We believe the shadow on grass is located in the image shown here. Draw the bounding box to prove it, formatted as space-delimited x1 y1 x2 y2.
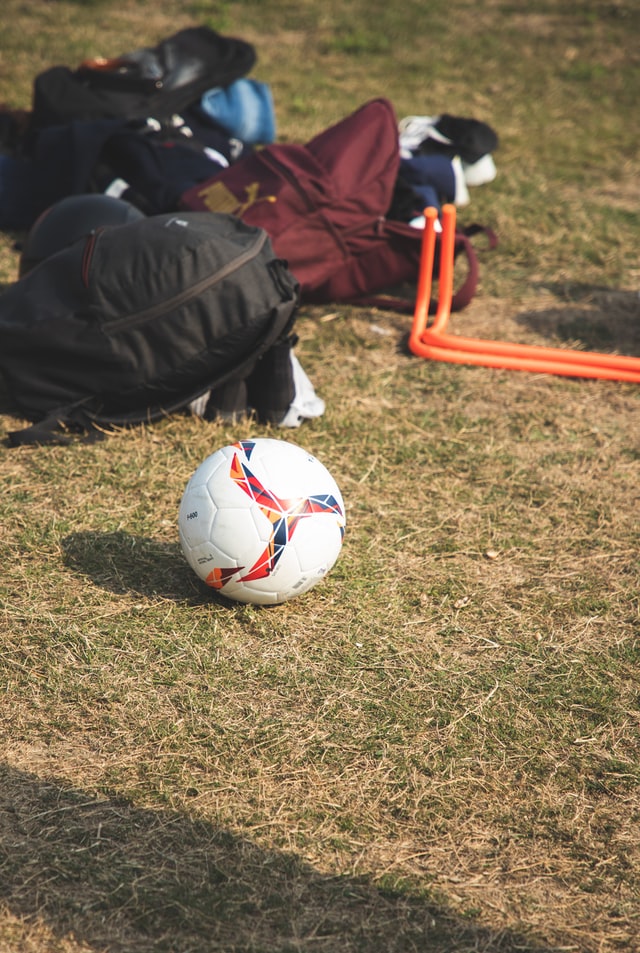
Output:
0 762 554 953
62 530 242 608
517 283 640 354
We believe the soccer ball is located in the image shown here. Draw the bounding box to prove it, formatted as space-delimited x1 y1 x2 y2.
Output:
178 438 346 605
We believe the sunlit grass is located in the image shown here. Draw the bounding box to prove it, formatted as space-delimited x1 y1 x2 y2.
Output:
1 2 639 951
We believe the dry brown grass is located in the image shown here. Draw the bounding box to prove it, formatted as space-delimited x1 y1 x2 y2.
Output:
1 1 640 951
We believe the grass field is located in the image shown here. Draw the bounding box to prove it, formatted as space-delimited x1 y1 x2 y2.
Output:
1 1 639 951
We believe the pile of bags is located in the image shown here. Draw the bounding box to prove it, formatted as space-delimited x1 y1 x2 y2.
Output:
0 26 498 445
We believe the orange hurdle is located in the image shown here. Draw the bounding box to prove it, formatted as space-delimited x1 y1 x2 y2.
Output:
409 204 640 382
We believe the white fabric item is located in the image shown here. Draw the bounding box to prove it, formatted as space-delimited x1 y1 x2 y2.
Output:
104 177 131 198
203 147 230 168
279 353 325 428
398 114 449 158
451 156 470 207
409 214 442 232
188 390 211 417
462 153 497 186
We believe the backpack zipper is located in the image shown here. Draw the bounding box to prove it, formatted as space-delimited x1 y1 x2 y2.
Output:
84 226 270 333
256 150 318 215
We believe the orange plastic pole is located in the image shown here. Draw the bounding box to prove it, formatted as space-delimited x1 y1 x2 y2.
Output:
430 203 456 333
413 340 640 382
409 204 640 382
419 327 640 376
411 206 438 335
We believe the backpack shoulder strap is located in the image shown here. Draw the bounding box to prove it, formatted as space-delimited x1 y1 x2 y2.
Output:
6 400 102 446
356 221 496 314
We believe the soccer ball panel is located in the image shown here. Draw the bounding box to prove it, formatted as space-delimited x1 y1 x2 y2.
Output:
178 483 216 549
289 515 343 573
212 506 271 557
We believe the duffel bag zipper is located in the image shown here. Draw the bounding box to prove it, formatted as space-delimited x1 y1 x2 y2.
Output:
81 226 271 333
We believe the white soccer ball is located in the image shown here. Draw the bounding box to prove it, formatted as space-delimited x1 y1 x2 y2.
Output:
178 438 346 605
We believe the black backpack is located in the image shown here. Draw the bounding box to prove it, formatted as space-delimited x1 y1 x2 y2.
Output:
0 212 299 445
28 26 256 133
